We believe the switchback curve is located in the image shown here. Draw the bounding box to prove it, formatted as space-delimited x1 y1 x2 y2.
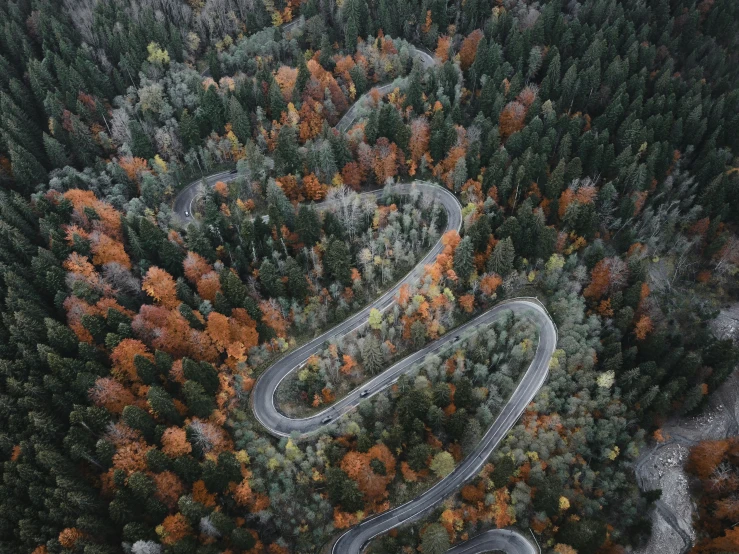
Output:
246 181 557 553
173 42 439 225
172 57 554 554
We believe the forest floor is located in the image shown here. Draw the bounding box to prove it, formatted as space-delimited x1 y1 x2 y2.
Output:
634 303 739 554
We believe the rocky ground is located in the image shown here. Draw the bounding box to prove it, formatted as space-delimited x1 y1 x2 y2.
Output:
633 303 739 554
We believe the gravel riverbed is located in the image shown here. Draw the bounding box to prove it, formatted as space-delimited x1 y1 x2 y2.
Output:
633 304 739 554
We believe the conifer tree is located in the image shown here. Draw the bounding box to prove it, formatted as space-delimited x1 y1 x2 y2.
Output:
295 54 310 100
488 236 515 276
179 109 199 150
7 139 47 192
453 236 474 283
269 80 287 120
274 124 299 174
201 85 225 133
130 120 155 159
228 97 251 144
43 133 71 168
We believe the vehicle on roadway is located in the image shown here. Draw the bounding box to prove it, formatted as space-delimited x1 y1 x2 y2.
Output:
359 390 370 398
321 416 332 424
185 210 189 217
454 335 460 341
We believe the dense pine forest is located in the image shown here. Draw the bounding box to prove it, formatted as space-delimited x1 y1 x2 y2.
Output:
0 0 738 553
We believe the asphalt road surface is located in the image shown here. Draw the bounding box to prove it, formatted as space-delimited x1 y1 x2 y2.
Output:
243 181 557 553
447 529 538 554
335 45 437 133
175 42 437 223
172 169 238 223
251 182 463 436
327 298 555 554
173 41 554 551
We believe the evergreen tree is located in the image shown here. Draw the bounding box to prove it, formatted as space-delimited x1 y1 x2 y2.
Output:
296 204 321 246
274 124 299 175
259 258 285 298
488 236 515 276
269 80 287 120
182 380 215 418
318 35 335 71
129 120 155 159
361 334 383 375
453 236 474 283
182 358 220 395
295 54 310 100
404 69 423 114
325 239 351 285
206 49 222 82
421 523 451 554
349 65 367 96
43 133 71 167
179 109 200 150
201 85 225 133
228 96 251 144
285 257 308 300
345 17 359 50
7 140 47 191
429 108 448 163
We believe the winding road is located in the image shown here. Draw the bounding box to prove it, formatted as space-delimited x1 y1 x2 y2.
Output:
246 182 557 553
335 45 435 133
172 40 558 554
176 41 438 225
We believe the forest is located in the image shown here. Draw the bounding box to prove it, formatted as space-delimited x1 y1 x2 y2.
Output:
0 0 738 553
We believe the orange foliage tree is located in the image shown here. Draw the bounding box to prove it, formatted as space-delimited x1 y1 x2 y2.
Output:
436 36 451 62
63 189 123 239
259 300 289 337
58 528 84 549
499 101 527 139
183 251 213 283
479 273 503 296
118 156 150 181
341 162 364 190
90 232 131 268
275 65 298 99
303 173 327 200
142 266 179 308
583 257 628 300
341 444 397 504
687 439 729 480
89 377 136 414
196 271 222 301
159 513 191 545
372 138 400 183
110 339 153 383
153 471 185 509
634 315 654 340
161 427 192 457
409 117 430 166
459 30 484 70
458 294 475 313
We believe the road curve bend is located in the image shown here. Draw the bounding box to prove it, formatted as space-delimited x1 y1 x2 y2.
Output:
252 182 461 436
335 45 437 133
328 298 555 554
448 529 538 554
173 36 552 554
172 172 555 553
174 42 438 224
244 181 556 553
